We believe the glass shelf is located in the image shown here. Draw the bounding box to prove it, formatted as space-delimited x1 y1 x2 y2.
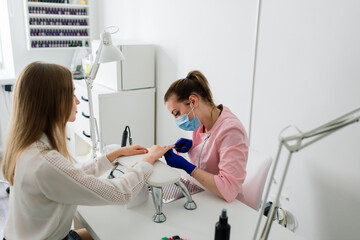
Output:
30 36 90 40
29 25 90 29
28 14 89 19
27 2 89 8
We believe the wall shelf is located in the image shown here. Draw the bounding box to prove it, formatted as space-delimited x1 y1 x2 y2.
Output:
27 2 89 8
28 26 90 29
28 14 89 19
23 0 91 50
29 36 89 40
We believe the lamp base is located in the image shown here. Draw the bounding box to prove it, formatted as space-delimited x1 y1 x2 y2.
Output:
152 213 166 223
184 201 197 210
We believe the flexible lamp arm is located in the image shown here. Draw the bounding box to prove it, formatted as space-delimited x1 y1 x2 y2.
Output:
84 30 116 160
282 106 360 152
253 106 360 240
85 56 101 160
87 43 102 83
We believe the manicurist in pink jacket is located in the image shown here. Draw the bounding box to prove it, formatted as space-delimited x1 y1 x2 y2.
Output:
164 70 249 203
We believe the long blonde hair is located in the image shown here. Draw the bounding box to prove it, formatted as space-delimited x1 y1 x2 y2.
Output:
2 62 74 185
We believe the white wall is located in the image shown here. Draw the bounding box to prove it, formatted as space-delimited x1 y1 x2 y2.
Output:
97 0 257 146
251 0 360 239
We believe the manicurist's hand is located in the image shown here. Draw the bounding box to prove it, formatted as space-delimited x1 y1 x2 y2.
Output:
141 145 174 165
164 149 196 175
106 144 148 163
174 138 192 153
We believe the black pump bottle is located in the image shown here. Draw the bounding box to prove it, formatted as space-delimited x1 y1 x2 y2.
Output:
215 208 231 240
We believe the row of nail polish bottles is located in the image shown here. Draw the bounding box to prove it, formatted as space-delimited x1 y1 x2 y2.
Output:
29 7 87 15
31 40 86 48
29 18 88 26
30 29 88 36
28 0 70 3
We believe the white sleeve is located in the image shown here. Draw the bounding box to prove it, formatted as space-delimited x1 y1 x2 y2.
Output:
35 150 153 206
76 155 114 177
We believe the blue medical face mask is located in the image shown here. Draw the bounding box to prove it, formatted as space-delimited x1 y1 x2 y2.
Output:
175 105 201 131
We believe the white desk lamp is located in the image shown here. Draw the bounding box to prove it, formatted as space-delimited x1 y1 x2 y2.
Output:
253 106 360 240
84 26 124 160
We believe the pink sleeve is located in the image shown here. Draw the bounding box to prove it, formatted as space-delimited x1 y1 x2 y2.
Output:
214 127 248 203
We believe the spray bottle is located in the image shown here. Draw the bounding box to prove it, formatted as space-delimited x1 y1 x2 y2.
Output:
215 208 231 240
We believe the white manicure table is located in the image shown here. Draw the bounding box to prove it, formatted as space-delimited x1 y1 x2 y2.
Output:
75 167 304 240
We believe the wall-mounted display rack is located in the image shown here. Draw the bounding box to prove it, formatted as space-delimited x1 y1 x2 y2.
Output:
23 0 91 49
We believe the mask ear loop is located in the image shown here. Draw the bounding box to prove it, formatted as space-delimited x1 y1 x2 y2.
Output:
189 102 196 121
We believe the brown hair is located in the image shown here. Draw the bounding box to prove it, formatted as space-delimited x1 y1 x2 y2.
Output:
164 70 215 106
2 62 74 185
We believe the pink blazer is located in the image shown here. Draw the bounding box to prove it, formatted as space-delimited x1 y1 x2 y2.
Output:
188 105 248 202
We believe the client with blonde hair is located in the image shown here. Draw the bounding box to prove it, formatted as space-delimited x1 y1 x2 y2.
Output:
2 62 171 240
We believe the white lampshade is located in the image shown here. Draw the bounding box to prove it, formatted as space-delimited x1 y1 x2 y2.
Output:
99 44 124 63
98 31 124 63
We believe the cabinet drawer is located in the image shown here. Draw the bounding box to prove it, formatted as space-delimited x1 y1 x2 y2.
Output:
66 126 92 161
68 115 91 146
74 117 91 144
73 81 91 143
75 84 89 114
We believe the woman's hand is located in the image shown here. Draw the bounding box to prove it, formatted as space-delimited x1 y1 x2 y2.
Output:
121 144 148 156
106 144 148 163
141 145 174 165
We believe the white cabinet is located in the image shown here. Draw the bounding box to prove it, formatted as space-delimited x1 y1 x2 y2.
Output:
67 81 155 160
98 88 155 148
23 0 91 50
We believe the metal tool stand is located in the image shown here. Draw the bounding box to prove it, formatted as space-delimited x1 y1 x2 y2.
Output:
150 180 197 223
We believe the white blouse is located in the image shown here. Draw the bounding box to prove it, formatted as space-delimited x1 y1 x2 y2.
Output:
4 134 153 240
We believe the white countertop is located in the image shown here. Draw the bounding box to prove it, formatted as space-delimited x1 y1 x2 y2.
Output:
76 189 304 240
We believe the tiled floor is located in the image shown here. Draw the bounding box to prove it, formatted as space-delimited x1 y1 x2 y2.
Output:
0 181 9 239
